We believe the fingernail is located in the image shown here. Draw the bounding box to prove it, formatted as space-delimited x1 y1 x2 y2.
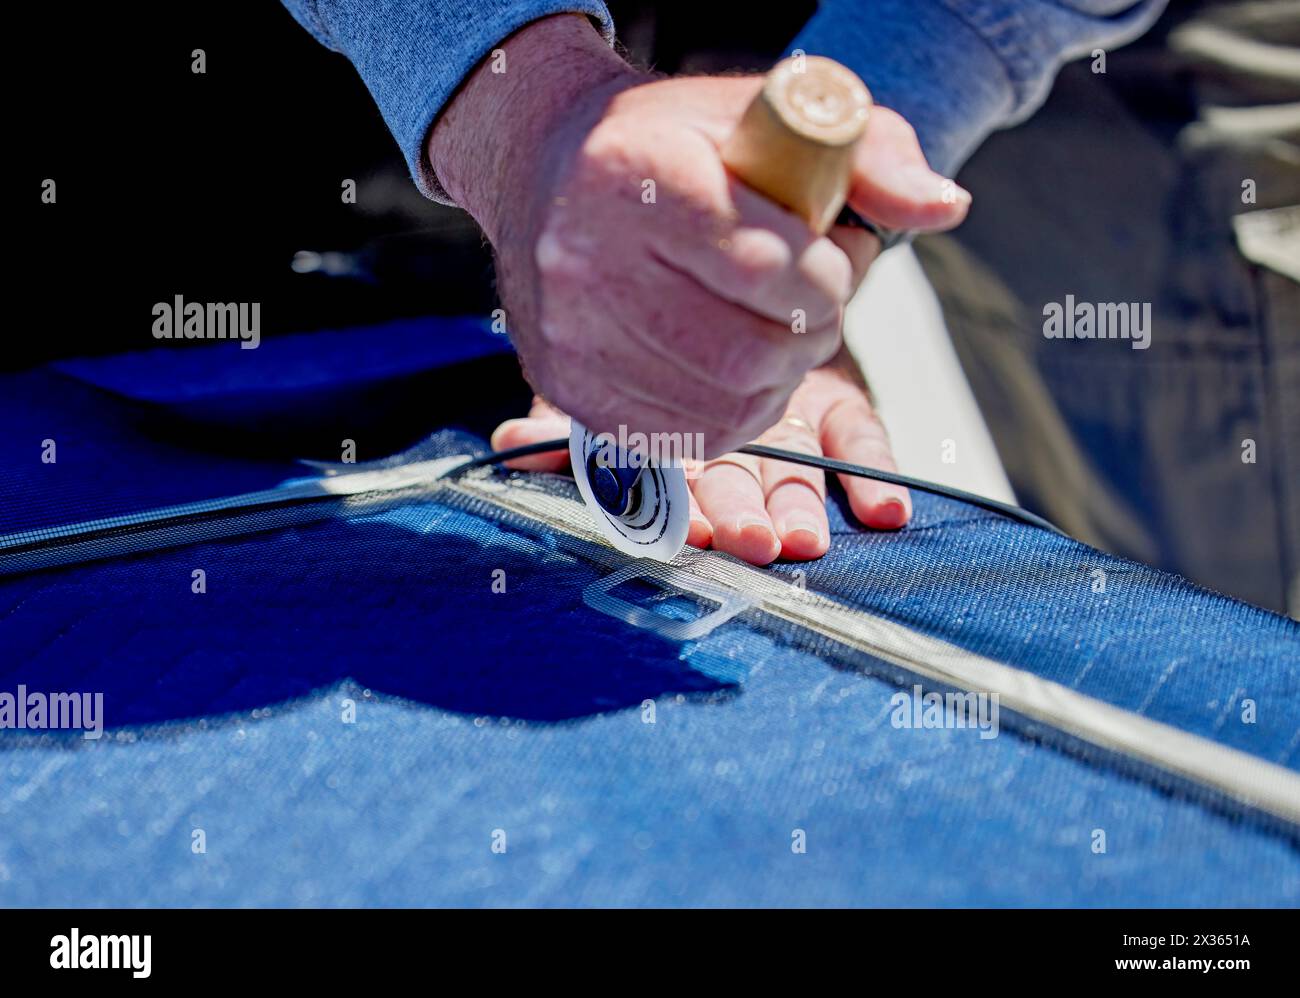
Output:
784 518 824 546
941 176 972 204
874 498 908 530
736 516 780 559
897 167 970 209
896 166 951 202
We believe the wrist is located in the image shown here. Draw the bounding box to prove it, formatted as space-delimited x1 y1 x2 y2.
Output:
427 14 640 243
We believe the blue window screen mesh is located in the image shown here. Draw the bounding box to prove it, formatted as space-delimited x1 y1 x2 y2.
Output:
0 320 1296 906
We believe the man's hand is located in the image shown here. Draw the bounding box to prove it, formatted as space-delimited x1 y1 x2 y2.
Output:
429 15 969 460
492 350 911 567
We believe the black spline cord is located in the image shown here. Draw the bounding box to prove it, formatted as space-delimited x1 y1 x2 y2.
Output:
449 439 1067 536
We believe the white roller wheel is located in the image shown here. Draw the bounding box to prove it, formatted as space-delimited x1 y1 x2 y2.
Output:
569 421 690 562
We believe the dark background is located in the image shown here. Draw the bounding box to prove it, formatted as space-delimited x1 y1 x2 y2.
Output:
15 2 815 369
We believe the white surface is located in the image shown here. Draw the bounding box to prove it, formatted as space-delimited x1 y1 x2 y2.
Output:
844 245 1015 504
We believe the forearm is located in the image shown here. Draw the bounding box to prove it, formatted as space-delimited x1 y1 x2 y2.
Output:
791 0 1168 175
427 15 637 243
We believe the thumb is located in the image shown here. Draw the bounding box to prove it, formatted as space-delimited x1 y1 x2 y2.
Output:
848 105 971 232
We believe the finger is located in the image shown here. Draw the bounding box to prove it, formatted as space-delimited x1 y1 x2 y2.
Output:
819 391 912 530
827 223 880 290
690 452 781 565
847 106 970 233
539 247 834 451
649 171 855 330
686 483 713 549
759 415 830 561
489 396 572 471
619 255 841 398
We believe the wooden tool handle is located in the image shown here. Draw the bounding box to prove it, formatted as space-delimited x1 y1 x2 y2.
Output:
720 56 871 235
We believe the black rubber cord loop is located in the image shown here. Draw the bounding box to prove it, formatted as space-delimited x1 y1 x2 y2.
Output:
449 439 1067 536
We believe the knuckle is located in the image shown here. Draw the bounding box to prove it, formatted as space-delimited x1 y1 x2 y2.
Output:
763 424 823 457
802 241 854 309
845 428 897 467
723 229 792 292
534 230 589 285
823 394 874 430
577 123 636 182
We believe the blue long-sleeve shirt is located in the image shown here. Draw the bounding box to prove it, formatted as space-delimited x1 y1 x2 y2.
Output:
282 0 1167 199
